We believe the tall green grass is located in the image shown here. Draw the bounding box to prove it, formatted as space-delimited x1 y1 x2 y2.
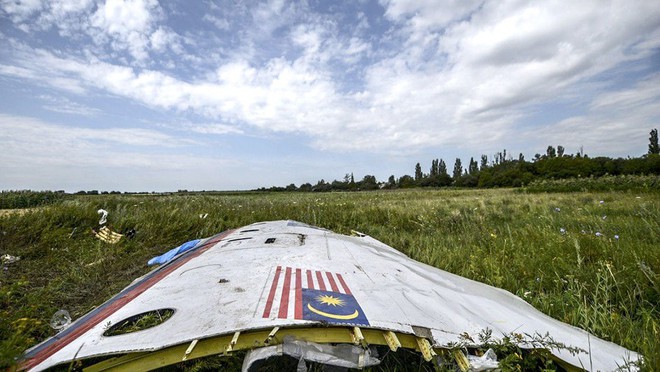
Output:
0 189 658 370
525 174 660 193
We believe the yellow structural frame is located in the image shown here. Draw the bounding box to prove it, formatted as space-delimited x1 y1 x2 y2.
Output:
84 327 424 371
81 326 578 371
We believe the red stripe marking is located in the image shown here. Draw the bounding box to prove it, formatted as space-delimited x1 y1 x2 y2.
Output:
294 268 302 320
326 271 339 292
336 273 352 295
262 266 282 318
315 271 326 291
20 230 233 371
306 270 314 290
278 267 292 318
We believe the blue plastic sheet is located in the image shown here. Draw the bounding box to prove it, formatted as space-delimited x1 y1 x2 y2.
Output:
148 239 201 266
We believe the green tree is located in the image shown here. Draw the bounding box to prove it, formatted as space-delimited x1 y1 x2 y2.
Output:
439 159 448 175
468 157 478 174
452 158 463 181
480 155 488 169
360 175 378 190
398 175 415 188
414 163 423 182
649 128 659 155
430 159 439 177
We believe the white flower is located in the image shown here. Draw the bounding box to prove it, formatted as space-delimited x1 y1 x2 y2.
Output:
560 228 566 234
554 207 561 212
595 232 603 237
614 235 619 240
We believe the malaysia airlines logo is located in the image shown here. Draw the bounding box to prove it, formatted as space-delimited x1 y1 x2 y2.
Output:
261 266 369 326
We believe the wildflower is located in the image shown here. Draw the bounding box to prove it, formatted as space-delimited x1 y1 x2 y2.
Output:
560 228 566 234
602 215 607 220
523 291 532 298
614 235 619 240
595 232 603 237
599 200 604 204
554 207 561 212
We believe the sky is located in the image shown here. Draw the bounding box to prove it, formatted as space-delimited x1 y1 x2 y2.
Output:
1 0 659 192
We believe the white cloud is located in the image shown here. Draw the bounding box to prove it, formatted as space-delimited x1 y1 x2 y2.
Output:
203 14 230 30
0 0 44 22
185 123 244 135
0 114 185 149
0 114 245 191
35 0 95 34
38 94 102 116
1 0 658 159
381 0 482 29
520 74 660 157
1 0 182 62
89 0 160 61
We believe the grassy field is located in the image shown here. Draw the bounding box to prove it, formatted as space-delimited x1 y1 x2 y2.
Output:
1 188 658 370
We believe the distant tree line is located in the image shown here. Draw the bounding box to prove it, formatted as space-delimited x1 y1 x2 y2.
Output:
258 129 660 192
0 190 66 209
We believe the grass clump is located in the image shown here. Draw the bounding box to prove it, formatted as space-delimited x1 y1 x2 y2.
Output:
524 174 660 193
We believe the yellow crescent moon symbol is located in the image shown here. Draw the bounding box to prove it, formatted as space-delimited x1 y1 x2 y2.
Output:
307 303 359 320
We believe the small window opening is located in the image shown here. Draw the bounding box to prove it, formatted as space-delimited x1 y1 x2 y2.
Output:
103 308 175 336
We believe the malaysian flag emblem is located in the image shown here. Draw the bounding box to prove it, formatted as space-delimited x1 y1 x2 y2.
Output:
261 266 369 326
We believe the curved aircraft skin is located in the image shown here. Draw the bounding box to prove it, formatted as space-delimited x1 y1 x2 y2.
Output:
21 220 640 371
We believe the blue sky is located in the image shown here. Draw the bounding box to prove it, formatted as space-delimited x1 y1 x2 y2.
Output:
1 0 659 192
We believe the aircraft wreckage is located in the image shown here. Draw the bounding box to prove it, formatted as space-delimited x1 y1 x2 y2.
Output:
21 220 640 371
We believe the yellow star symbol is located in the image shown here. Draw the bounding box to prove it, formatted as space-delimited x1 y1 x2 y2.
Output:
317 295 344 307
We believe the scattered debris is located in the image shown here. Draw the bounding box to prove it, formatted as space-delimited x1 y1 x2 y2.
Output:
147 239 201 265
97 209 108 225
614 235 620 240
92 226 123 244
1 254 20 265
124 228 136 239
85 258 107 267
554 207 561 212
560 228 566 234
199 213 208 219
595 232 603 237
68 227 77 239
50 310 71 331
467 348 499 371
